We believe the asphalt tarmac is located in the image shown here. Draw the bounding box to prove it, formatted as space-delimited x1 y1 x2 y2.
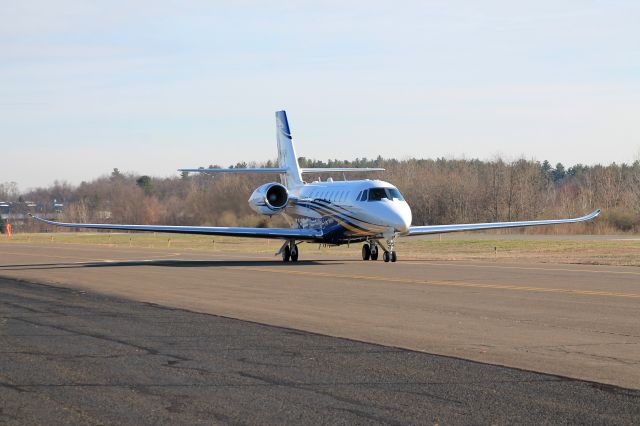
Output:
2 277 639 425
1 243 639 390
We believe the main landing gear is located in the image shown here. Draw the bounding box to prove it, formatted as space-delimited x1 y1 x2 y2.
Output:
281 240 299 262
362 240 396 262
361 243 379 261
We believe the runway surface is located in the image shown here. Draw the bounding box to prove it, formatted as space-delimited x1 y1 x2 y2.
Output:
2 277 639 424
1 242 639 393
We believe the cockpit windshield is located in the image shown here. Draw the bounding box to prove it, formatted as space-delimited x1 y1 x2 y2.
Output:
366 187 405 202
368 188 388 201
387 188 405 201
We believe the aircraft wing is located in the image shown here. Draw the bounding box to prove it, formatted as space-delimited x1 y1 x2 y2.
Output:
406 209 600 236
300 168 385 173
30 215 322 240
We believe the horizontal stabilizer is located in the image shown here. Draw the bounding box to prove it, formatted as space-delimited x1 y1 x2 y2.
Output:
179 167 384 174
178 168 288 173
301 168 384 173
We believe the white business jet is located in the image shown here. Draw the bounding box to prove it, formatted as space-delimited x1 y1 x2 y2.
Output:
33 111 600 263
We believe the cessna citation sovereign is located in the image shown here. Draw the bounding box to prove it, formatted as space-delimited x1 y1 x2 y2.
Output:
32 111 600 263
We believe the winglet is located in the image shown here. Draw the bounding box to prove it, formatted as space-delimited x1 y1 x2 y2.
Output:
29 214 48 224
29 214 59 226
584 209 601 220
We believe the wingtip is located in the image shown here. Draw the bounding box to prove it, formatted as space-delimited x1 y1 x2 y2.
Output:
581 209 601 221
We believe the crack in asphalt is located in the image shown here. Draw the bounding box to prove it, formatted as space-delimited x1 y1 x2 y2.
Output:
2 276 640 424
9 315 191 363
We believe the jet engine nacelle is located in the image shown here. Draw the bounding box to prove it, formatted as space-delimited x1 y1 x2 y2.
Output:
248 183 289 215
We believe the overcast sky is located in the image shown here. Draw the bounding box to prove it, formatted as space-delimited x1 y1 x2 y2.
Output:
1 1 639 189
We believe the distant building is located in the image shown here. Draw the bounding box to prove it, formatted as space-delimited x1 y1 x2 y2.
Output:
0 201 65 230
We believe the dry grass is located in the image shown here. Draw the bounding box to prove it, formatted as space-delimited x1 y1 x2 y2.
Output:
1 232 639 267
396 237 640 266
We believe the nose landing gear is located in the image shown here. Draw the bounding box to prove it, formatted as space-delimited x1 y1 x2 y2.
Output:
382 238 397 263
382 251 397 263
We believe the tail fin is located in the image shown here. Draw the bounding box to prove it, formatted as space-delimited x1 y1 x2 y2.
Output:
276 110 304 188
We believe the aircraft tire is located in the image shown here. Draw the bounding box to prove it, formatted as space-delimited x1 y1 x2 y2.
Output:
291 245 299 262
362 244 371 261
391 251 397 262
370 247 378 261
383 251 390 262
283 245 291 262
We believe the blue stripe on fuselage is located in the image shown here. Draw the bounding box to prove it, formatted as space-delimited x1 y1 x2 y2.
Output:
300 204 371 234
291 199 386 238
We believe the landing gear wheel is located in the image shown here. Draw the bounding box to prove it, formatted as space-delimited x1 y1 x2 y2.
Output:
362 244 371 261
370 245 378 261
290 245 299 262
384 238 397 264
282 245 291 262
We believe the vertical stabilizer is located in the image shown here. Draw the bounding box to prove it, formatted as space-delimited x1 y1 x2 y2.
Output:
275 110 304 188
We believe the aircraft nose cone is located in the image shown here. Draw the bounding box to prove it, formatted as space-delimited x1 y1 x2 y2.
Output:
389 204 412 233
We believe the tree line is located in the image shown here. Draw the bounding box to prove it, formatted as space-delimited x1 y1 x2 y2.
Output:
4 157 640 233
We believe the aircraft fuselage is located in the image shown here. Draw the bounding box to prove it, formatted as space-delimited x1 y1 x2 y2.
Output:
286 179 412 244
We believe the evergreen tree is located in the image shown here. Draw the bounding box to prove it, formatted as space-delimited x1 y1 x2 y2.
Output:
541 160 552 176
136 176 153 195
552 162 566 182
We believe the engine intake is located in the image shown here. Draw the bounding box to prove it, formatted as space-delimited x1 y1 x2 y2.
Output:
249 183 289 215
